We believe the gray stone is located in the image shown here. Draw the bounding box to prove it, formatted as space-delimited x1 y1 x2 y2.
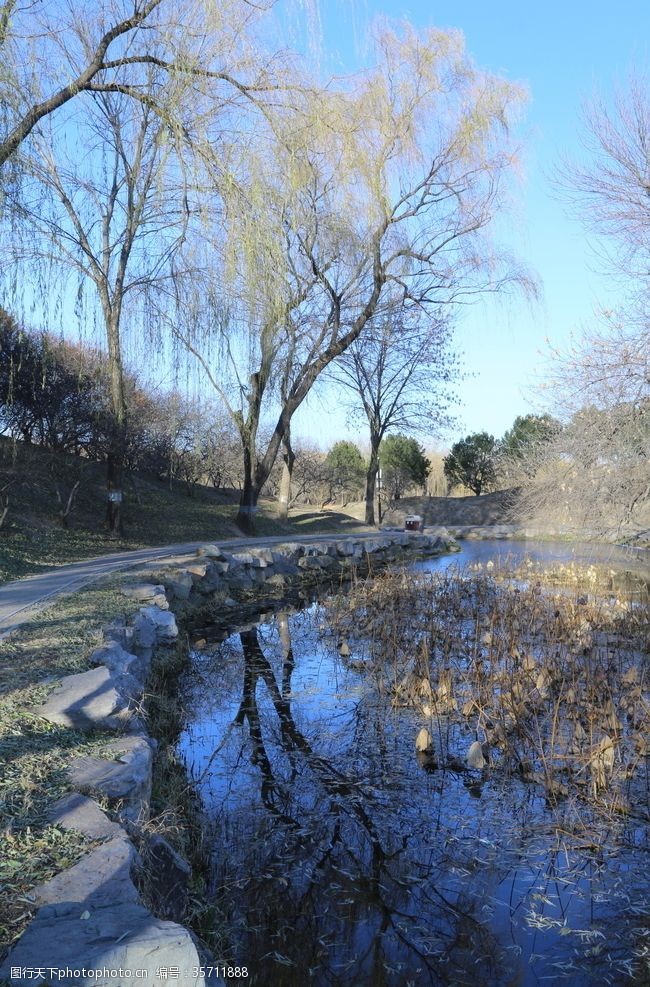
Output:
270 552 300 575
47 793 125 842
196 543 227 559
121 584 169 609
165 570 194 601
415 727 433 752
335 540 359 557
303 543 331 557
184 562 209 579
467 740 486 769
136 607 178 645
249 547 275 565
68 735 155 821
298 555 337 571
33 666 137 733
273 542 306 559
89 642 148 684
426 525 451 540
133 611 157 648
33 835 140 907
194 560 229 593
231 551 266 567
142 833 192 922
224 567 254 588
0 901 207 987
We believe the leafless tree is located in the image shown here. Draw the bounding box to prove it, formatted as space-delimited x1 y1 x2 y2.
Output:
12 88 193 531
558 75 650 286
332 308 458 525
175 24 532 532
517 76 650 543
516 320 649 542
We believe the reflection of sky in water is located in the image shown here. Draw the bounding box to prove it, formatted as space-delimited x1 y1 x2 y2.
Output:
414 538 649 576
178 542 649 987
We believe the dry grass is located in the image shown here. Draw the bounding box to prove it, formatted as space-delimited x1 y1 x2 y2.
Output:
0 570 232 956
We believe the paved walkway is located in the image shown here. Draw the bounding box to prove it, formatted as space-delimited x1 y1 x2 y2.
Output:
0 532 370 638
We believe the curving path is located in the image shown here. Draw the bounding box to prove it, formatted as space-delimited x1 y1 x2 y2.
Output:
0 531 371 638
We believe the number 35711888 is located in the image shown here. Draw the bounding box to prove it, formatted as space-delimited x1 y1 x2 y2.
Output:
194 968 249 979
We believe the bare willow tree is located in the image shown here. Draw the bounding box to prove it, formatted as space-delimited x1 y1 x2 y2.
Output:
176 24 531 532
1 0 300 531
11 87 195 531
332 308 458 525
516 76 650 543
0 0 167 170
0 0 283 171
559 76 650 286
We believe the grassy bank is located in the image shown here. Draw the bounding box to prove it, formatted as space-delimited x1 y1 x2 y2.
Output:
0 578 145 949
0 567 224 956
0 438 365 584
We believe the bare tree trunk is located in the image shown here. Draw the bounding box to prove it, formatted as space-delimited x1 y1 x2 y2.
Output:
56 480 80 529
105 311 127 534
277 430 295 521
0 480 12 530
236 446 259 534
364 436 381 527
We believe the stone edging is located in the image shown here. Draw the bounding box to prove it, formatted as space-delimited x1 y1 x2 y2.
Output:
1 530 457 987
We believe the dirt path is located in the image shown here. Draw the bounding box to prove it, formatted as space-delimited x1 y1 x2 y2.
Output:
0 531 370 637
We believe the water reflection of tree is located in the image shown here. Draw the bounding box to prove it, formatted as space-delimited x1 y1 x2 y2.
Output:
213 619 514 987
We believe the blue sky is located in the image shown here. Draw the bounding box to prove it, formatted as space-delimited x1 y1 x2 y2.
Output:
290 0 649 448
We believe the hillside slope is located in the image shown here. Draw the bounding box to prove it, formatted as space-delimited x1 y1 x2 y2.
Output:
382 489 523 528
0 439 364 582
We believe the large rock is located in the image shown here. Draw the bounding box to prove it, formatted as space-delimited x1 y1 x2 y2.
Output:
335 540 362 558
196 543 227 560
231 551 266 567
34 835 140 908
47 793 125 842
89 642 149 684
248 547 275 565
134 607 178 646
184 561 209 578
0 901 207 987
298 555 337 571
223 566 254 588
273 542 306 560
121 584 169 609
68 735 155 821
33 666 139 733
164 570 194 601
270 552 300 576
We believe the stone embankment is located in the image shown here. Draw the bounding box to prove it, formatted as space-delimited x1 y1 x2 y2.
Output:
1 530 455 987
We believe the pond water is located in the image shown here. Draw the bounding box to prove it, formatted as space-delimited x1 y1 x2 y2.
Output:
414 537 649 576
178 541 649 986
